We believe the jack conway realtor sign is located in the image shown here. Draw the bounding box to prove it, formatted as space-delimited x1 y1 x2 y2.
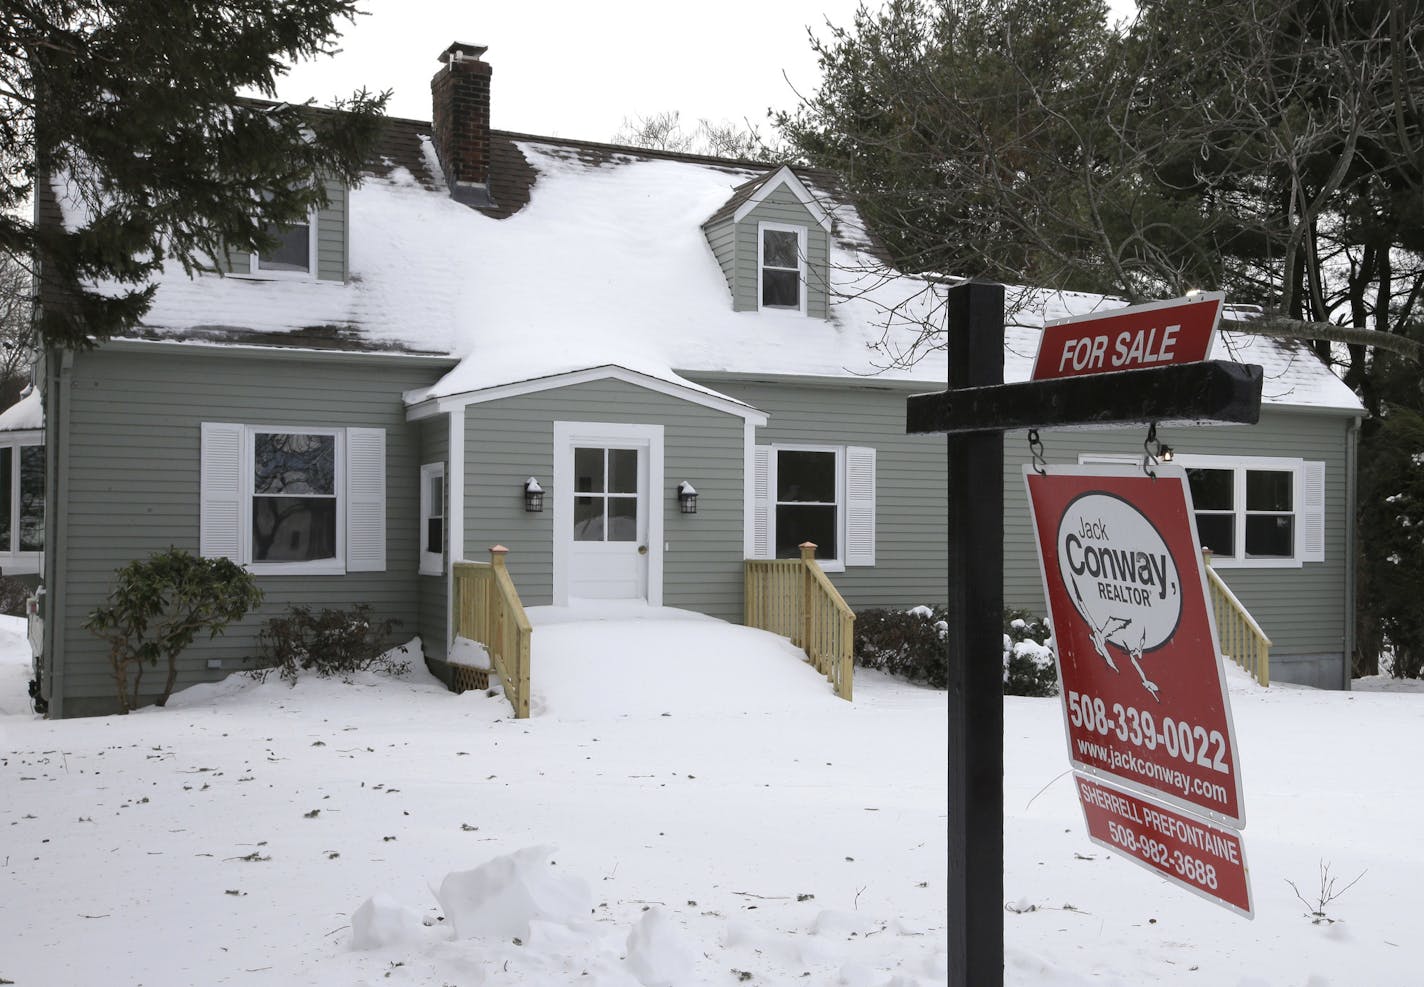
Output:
1025 465 1252 915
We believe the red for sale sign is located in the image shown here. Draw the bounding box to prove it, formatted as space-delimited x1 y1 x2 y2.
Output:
1024 465 1245 827
1076 774 1252 917
1031 293 1223 381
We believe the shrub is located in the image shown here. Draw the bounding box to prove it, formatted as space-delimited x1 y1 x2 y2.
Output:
257 604 407 683
0 575 31 617
852 605 1060 696
854 605 949 688
1002 609 1059 697
85 548 263 712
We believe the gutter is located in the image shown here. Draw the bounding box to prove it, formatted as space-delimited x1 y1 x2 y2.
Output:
1344 414 1361 690
42 347 73 717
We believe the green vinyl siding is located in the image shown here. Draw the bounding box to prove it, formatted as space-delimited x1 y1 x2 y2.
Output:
460 378 747 621
701 378 946 611
705 218 736 295
48 345 446 716
418 414 450 660
1001 409 1356 682
732 187 830 318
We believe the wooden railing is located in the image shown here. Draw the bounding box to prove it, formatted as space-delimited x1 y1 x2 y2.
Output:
1202 554 1270 687
745 542 855 701
452 546 533 718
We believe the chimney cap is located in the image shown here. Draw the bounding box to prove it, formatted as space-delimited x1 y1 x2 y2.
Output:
439 42 488 64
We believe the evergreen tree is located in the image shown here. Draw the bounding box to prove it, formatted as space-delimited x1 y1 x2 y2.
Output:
1 1 389 348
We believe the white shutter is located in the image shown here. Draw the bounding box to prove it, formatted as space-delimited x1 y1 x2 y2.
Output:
752 445 772 559
845 446 876 566
346 428 386 572
199 422 244 561
1300 460 1326 562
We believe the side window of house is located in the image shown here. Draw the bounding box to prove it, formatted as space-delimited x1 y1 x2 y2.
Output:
252 432 337 563
420 463 445 575
759 223 806 312
775 449 838 559
0 441 44 558
1081 453 1325 567
200 423 386 574
753 445 875 569
1186 464 1303 561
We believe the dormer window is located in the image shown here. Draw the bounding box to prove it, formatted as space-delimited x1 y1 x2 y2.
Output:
759 222 806 313
251 214 314 277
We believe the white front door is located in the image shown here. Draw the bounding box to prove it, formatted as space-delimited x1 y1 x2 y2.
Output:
554 422 664 605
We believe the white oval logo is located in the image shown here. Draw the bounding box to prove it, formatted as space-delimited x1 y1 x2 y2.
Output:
1056 493 1182 696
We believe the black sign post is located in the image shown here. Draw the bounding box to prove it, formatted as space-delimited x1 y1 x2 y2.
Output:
908 281 1262 987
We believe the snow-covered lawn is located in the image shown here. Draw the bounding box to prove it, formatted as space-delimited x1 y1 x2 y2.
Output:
1 609 1420 985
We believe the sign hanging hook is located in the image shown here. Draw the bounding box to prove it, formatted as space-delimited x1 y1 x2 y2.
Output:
1028 429 1047 475
1142 422 1163 479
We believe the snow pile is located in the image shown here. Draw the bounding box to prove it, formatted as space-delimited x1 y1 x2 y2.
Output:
350 894 424 950
625 907 698 987
435 845 591 940
448 635 492 670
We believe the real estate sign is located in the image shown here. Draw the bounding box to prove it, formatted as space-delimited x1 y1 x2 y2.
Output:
1031 293 1224 381
1026 465 1252 913
1025 466 1245 826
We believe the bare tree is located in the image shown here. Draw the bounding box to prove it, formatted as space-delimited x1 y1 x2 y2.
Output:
614 111 787 161
0 253 35 406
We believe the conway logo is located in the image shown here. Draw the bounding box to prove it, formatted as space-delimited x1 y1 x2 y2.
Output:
1057 492 1182 700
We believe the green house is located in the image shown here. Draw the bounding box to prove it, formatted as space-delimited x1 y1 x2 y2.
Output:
26 43 1363 716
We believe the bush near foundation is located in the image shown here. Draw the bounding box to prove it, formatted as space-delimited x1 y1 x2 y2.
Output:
1002 609 1059 697
256 603 407 683
85 548 262 712
853 605 1059 696
853 605 949 688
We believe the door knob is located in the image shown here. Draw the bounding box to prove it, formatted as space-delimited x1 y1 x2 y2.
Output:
637 545 648 555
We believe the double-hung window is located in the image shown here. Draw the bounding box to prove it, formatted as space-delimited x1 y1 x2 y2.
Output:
201 423 385 574
751 444 876 570
248 208 316 278
758 222 806 313
420 462 445 575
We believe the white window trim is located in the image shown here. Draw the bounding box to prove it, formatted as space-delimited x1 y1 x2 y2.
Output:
1078 453 1313 569
0 434 43 574
770 443 845 571
757 221 807 315
419 462 445 576
236 208 318 281
243 426 345 576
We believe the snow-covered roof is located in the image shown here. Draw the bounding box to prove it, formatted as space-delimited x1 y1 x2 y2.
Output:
84 118 1361 414
0 389 42 432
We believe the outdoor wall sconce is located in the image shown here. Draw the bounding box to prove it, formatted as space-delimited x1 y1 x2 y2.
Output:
678 481 698 515
1160 445 1175 463
524 477 544 513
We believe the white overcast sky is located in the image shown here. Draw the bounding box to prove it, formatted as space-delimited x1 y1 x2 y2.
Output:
271 0 1141 145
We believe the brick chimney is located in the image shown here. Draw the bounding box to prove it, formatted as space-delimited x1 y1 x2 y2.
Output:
431 42 493 206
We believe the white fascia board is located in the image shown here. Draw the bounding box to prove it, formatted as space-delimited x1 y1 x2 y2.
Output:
406 364 770 426
0 429 43 444
732 165 833 232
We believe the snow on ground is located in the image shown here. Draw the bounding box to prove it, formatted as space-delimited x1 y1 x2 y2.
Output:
1 608 1421 985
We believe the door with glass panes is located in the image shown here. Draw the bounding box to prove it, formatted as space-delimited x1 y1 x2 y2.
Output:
567 444 650 599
